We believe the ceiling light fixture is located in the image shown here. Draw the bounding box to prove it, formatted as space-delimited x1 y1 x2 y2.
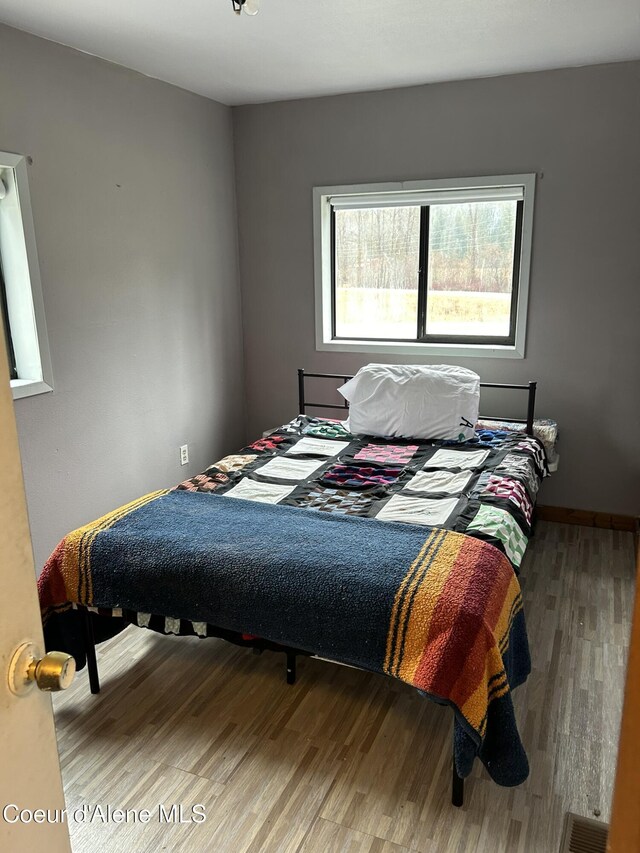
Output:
231 0 260 15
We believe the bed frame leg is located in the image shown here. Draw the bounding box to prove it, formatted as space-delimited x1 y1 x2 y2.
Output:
452 758 464 808
286 652 296 685
80 607 101 695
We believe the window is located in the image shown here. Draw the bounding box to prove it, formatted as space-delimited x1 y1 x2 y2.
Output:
314 175 535 358
0 262 18 380
0 151 53 399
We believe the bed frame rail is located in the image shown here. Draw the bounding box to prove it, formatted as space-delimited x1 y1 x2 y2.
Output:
298 368 537 436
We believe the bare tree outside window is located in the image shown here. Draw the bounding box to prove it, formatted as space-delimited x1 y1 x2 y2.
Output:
427 200 517 337
334 206 420 339
333 200 518 341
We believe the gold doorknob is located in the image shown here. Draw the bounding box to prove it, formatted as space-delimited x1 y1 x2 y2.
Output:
28 651 76 691
8 643 76 695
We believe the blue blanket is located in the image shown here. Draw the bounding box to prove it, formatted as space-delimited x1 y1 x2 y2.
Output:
40 489 531 786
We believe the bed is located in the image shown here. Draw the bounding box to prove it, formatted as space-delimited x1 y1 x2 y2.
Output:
38 368 553 807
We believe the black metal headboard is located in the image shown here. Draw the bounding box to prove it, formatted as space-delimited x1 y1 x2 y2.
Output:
297 368 537 437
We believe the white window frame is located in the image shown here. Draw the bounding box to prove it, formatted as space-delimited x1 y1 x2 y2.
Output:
0 151 53 399
313 173 536 358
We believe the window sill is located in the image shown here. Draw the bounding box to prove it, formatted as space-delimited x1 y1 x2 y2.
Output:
316 338 524 359
11 378 54 400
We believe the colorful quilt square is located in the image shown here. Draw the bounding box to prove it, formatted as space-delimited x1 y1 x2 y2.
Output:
248 435 287 452
294 487 374 516
376 494 459 526
213 454 258 473
320 464 403 490
466 504 528 567
354 443 419 465
303 420 353 440
474 428 511 446
174 471 230 493
480 475 533 525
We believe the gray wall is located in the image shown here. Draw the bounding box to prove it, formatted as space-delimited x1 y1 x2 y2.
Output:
233 62 640 516
2 23 638 558
0 24 246 569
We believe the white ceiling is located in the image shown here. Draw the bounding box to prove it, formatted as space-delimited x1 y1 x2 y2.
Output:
1 0 639 106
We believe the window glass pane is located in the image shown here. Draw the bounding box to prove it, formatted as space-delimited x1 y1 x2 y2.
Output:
426 200 517 338
334 206 420 339
0 258 17 379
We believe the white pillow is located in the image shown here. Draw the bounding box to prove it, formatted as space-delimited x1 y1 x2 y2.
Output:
338 364 480 441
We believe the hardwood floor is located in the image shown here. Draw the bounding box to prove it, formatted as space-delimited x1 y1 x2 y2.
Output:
52 522 636 852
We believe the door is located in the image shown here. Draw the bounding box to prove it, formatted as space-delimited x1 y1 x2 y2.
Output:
607 543 640 852
0 328 71 851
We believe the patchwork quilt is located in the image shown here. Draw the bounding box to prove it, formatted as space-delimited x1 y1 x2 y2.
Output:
39 416 548 787
177 415 548 571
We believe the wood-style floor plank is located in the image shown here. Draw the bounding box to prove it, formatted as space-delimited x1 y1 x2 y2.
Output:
52 522 636 852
